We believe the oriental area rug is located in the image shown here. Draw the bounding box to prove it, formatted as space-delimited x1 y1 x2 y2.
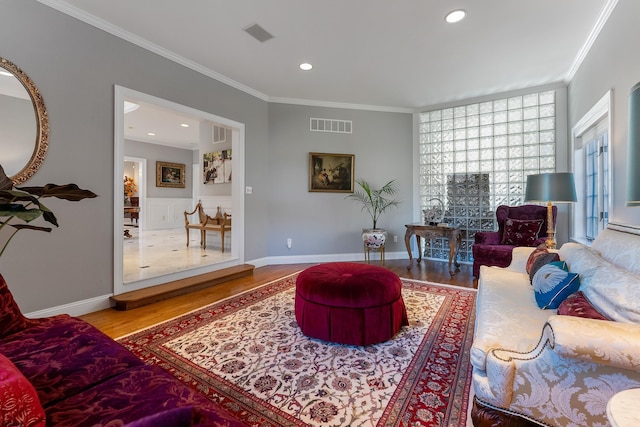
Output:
117 273 477 426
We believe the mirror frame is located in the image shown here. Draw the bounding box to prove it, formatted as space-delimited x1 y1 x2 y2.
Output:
0 57 49 185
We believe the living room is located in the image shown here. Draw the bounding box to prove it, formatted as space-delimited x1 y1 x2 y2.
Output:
3 0 638 318
2 1 640 425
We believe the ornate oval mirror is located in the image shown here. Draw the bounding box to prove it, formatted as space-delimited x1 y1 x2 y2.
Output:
0 57 49 185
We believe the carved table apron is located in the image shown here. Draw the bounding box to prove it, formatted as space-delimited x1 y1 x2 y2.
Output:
404 224 461 275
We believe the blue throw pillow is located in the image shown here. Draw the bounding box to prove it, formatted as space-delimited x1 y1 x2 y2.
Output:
532 261 580 309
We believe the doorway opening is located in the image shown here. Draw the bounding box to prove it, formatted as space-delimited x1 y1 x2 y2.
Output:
114 86 245 295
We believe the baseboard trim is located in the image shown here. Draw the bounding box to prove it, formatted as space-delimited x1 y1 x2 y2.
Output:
26 253 470 317
25 294 114 319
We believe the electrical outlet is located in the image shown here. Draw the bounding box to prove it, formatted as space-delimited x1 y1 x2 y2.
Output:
245 186 253 194
393 235 398 243
286 238 292 248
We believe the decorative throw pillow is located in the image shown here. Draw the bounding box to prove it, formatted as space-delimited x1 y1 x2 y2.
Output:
501 218 544 246
0 353 46 427
528 252 561 284
557 291 610 320
532 261 581 309
526 244 550 274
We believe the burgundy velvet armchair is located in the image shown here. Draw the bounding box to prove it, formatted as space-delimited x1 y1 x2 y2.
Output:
471 204 557 277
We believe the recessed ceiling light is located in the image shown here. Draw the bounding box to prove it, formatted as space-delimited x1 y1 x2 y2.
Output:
147 132 155 136
181 123 189 128
299 63 313 71
445 9 466 23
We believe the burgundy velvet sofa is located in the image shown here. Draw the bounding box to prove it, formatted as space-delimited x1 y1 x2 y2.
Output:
471 204 556 277
0 274 246 427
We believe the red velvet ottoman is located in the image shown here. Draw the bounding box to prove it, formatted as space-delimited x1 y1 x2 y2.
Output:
295 262 409 345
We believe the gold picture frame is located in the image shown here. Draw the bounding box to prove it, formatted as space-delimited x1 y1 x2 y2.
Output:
156 161 185 188
309 152 354 193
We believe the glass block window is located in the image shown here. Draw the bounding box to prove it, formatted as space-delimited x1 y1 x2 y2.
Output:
418 90 556 263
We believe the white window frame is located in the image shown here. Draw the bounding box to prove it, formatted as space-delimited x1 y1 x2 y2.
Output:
570 90 613 243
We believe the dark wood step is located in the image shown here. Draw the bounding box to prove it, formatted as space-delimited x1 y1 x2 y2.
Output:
110 264 254 310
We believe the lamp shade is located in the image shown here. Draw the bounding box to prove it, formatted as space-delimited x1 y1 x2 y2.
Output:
627 81 640 206
525 173 577 203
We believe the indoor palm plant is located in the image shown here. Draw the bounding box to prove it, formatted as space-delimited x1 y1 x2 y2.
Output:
0 165 97 257
346 178 400 248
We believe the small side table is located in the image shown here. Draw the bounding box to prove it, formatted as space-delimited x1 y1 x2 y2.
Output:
607 388 640 427
364 244 384 264
404 223 461 275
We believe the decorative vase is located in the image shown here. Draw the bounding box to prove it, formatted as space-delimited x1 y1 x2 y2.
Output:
362 228 387 249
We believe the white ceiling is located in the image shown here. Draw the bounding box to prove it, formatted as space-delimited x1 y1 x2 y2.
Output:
39 0 616 146
123 99 201 148
41 0 614 111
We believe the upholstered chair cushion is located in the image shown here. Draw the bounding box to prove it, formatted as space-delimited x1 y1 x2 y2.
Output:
472 204 556 277
500 218 543 246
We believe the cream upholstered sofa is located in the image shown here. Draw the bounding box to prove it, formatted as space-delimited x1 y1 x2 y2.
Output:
470 223 640 426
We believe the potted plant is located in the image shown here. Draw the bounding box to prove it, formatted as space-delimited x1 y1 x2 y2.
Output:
0 165 97 257
346 178 400 249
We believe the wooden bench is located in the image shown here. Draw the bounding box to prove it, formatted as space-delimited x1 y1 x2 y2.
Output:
184 201 231 252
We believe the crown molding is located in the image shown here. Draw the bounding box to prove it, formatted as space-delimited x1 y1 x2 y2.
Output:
565 0 619 82
36 0 416 113
36 0 269 102
268 97 415 114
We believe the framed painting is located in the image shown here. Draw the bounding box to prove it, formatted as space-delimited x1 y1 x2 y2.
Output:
156 161 185 188
203 150 232 184
309 152 354 193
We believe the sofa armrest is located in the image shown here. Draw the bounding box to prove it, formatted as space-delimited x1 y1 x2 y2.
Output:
475 231 501 245
548 316 640 371
504 247 536 272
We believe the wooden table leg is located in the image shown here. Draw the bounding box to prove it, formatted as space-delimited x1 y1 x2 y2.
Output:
405 228 414 269
448 232 462 275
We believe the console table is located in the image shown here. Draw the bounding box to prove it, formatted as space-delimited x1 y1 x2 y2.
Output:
404 224 461 275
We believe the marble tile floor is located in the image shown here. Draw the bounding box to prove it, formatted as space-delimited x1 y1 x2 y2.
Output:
123 225 232 284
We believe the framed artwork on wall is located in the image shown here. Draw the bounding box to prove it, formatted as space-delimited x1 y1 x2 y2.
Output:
203 150 232 184
309 152 354 193
156 161 185 188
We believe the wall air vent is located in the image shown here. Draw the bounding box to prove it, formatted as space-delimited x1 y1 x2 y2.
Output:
310 118 352 134
243 23 274 43
212 125 227 143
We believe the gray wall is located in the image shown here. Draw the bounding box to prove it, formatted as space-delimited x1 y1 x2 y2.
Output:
568 0 640 225
0 0 269 311
0 1 413 313
125 139 193 199
267 103 413 256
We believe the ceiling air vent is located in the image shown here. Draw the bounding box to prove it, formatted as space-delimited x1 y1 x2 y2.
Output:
243 23 274 43
212 125 227 143
310 118 353 134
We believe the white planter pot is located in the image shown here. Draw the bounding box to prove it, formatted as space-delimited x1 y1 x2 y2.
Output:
362 228 387 249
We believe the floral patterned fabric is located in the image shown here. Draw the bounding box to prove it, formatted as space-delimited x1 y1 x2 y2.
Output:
499 218 543 246
0 353 45 427
0 274 41 339
0 275 246 427
557 291 610 320
119 274 477 426
473 223 640 426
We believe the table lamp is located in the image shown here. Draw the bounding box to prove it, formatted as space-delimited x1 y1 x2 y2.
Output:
525 172 577 249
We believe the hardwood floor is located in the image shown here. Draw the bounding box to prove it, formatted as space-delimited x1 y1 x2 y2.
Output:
79 259 476 339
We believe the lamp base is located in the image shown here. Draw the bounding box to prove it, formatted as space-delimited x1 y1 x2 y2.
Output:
545 201 556 249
